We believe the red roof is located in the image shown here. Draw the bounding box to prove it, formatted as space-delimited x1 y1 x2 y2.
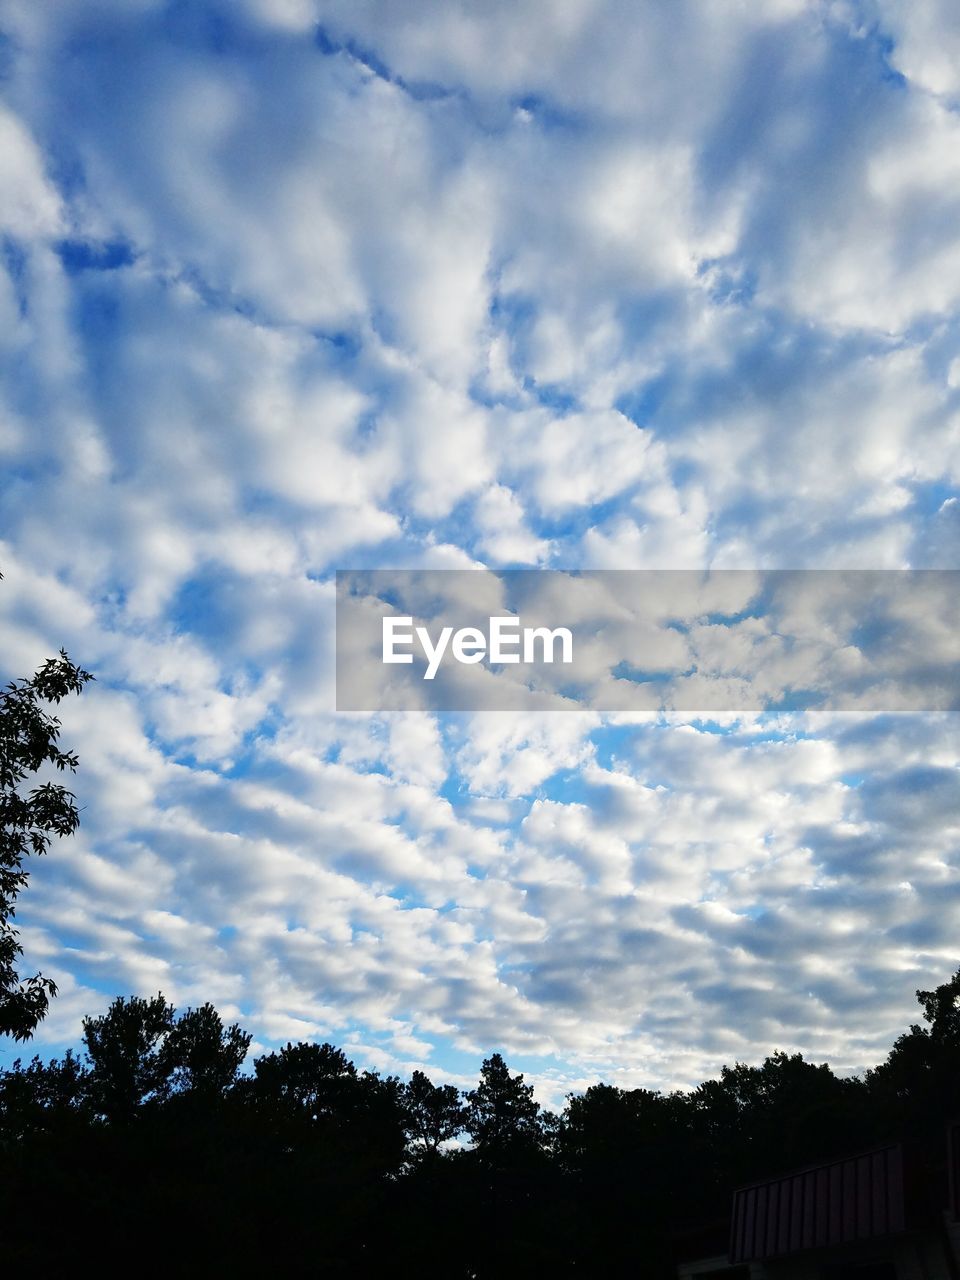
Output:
729 1144 905 1262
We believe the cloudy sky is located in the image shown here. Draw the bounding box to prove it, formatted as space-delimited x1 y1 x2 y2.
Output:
1 0 959 1103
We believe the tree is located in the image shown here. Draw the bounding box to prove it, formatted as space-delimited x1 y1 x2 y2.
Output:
557 1084 695 1272
401 1069 466 1156
82 993 253 1120
916 968 960 1044
247 1040 408 1203
0 1048 91 1143
465 1052 544 1162
250 1040 359 1119
561 1081 688 1170
158 1002 251 1100
83 993 176 1121
868 967 960 1127
0 637 93 1040
691 1050 870 1190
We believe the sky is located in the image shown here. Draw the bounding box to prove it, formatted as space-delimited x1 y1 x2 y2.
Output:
0 0 959 1106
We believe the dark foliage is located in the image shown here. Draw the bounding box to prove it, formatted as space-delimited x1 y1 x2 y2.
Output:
401 1068 467 1157
3 971 960 1276
0 626 93 1039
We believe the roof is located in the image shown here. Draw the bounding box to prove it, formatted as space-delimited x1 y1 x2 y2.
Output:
729 1144 905 1263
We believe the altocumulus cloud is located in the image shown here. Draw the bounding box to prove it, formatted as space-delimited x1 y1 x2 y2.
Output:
0 0 958 1104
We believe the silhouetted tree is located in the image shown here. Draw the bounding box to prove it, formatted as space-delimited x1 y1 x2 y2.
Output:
0 1048 91 1144
247 1039 406 1173
867 966 960 1152
82 993 176 1121
0 638 93 1039
465 1052 545 1162
873 967 960 1101
3 971 960 1278
561 1082 687 1167
917 969 960 1040
250 1039 358 1119
235 1040 408 1268
401 1069 466 1156
559 1083 694 1273
692 1050 870 1194
158 1002 251 1100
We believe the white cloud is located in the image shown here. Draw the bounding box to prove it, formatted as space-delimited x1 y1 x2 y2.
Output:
867 0 960 98
0 0 957 1099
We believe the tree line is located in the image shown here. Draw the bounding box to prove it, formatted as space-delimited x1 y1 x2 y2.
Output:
2 633 958 1274
2 972 960 1276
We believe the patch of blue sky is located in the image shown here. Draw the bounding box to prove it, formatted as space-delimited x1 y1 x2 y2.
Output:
589 723 656 766
41 133 88 202
0 1038 56 1071
614 372 672 430
612 659 695 686
315 24 394 82
0 458 61 493
437 768 469 806
695 24 804 190
518 378 579 416
763 687 830 714
909 479 960 515
1 235 28 316
734 903 767 922
533 770 598 809
0 28 14 81
387 1028 582 1097
55 238 136 274
614 313 884 450
169 570 252 648
390 500 490 559
314 23 463 108
509 93 587 132
724 18 901 189
616 286 690 341
316 23 590 136
387 1036 485 1080
223 725 349 786
524 493 645 549
467 370 527 412
704 493 799 546
734 720 815 743
665 602 769 636
158 0 248 56
172 263 268 325
51 277 128 437
65 0 266 62
862 22 910 91
312 328 364 360
70 285 122 379
556 747 637 795
480 292 537 390
660 721 788 742
848 612 904 655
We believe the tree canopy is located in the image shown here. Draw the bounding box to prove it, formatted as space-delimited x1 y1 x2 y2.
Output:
0 638 93 1040
3 972 960 1275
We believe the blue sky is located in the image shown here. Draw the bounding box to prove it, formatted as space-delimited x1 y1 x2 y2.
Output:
0 0 959 1105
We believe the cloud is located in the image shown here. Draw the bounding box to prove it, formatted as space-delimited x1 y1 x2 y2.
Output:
867 0 960 98
0 0 957 1101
